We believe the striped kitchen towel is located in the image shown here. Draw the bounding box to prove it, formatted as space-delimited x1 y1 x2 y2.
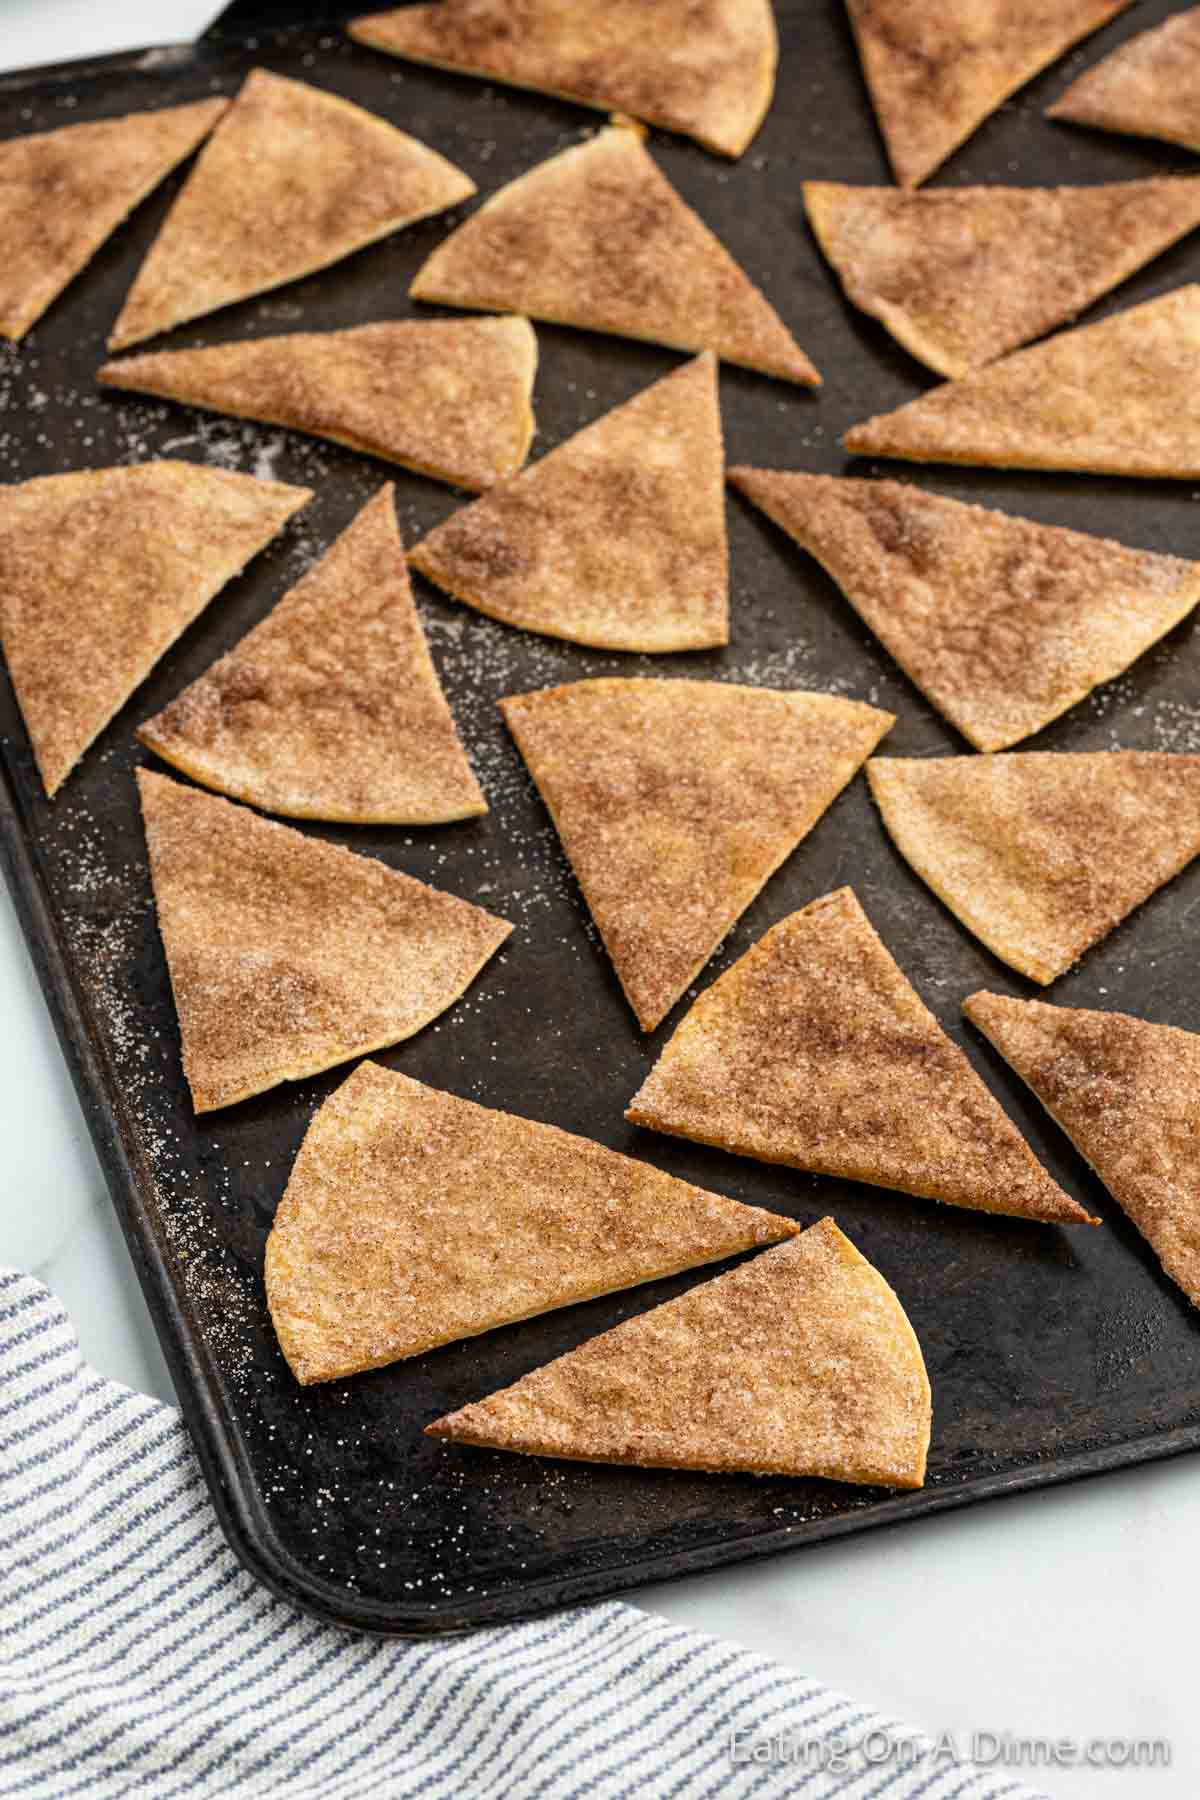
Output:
0 1268 1050 1800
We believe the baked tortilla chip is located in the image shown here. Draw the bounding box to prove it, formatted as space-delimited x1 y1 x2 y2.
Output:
109 69 475 350
427 1217 932 1487
1048 5 1200 155
0 462 309 798
348 0 777 159
138 487 484 824
266 1060 799 1384
844 286 1200 476
501 681 893 1031
846 0 1131 188
730 470 1200 752
100 316 537 491
137 769 510 1113
804 177 1200 378
869 753 1200 984
966 992 1200 1309
627 887 1091 1223
0 97 227 342
410 354 727 651
410 121 818 384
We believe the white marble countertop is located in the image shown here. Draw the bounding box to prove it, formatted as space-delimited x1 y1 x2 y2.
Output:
1 8 1193 1795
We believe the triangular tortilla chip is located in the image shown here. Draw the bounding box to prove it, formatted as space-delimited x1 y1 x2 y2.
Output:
965 992 1200 1307
804 177 1200 379
410 121 818 384
109 69 476 350
99 316 537 492
627 887 1091 1223
845 0 1132 188
501 681 894 1031
0 97 228 342
410 355 727 650
427 1216 932 1486
0 463 309 798
266 1059 799 1384
843 286 1200 476
137 769 510 1113
730 470 1200 752
869 753 1200 984
1048 5 1200 155
137 487 484 824
348 0 778 159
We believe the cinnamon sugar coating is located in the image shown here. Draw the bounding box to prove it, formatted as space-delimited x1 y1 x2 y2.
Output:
967 992 1200 1308
869 753 1200 984
266 1060 798 1384
1049 5 1200 155
138 487 484 824
109 68 475 349
501 680 893 1030
0 97 227 342
410 354 727 652
348 0 777 159
100 316 537 492
628 887 1092 1224
411 122 818 384
428 1217 932 1487
137 770 510 1113
731 471 1200 752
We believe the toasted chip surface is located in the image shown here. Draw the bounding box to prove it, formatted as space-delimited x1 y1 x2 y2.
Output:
410 355 727 651
138 770 510 1113
348 0 777 158
266 1060 799 1384
109 69 475 349
427 1217 932 1486
0 462 309 798
1048 5 1200 154
628 887 1090 1222
804 178 1200 378
410 122 817 383
730 470 1200 752
0 98 227 342
138 487 483 824
843 286 1200 476
846 0 1131 187
967 992 1200 1307
870 753 1200 984
501 681 893 1031
100 317 537 491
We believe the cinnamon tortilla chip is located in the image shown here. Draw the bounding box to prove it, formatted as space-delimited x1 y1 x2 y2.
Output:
348 0 777 158
804 177 1200 379
100 316 537 491
0 462 309 798
730 470 1200 752
138 487 484 824
410 121 818 384
409 354 727 651
844 286 1200 477
966 992 1200 1309
627 887 1091 1224
109 69 475 350
869 753 1200 984
846 0 1132 188
138 769 510 1113
427 1217 932 1487
501 681 893 1031
1048 5 1200 155
0 97 227 342
266 1060 799 1385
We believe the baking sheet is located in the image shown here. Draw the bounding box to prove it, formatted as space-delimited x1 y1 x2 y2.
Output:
2 0 1199 1632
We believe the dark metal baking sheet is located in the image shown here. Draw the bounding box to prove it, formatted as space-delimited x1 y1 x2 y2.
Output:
2 0 1200 1635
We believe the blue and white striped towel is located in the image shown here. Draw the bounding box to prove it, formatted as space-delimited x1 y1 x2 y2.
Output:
0 1267 1050 1800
